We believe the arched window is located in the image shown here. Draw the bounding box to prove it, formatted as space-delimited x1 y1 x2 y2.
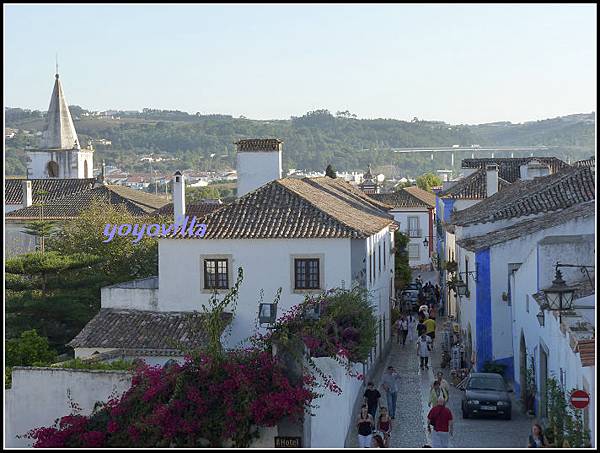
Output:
84 160 89 178
47 161 59 178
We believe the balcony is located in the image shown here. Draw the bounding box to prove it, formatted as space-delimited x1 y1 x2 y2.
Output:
405 228 422 238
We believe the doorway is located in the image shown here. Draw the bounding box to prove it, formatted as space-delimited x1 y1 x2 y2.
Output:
520 332 527 403
539 346 549 418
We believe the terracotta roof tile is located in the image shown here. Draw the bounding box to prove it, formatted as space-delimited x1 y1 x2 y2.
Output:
235 138 282 152
6 185 169 220
438 168 511 199
576 339 595 367
152 202 225 218
461 157 569 183
5 178 96 205
68 308 232 351
167 177 395 240
456 201 595 251
450 166 594 226
370 187 435 208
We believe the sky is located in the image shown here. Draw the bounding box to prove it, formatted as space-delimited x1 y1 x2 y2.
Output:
4 3 597 124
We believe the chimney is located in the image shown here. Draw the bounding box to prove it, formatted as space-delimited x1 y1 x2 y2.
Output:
236 139 283 197
22 180 33 208
486 164 499 197
173 171 185 221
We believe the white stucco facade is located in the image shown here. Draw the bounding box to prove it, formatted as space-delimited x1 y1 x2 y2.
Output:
236 151 282 197
27 148 93 179
389 207 433 268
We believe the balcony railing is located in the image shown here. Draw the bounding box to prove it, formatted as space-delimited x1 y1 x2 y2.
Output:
405 228 422 238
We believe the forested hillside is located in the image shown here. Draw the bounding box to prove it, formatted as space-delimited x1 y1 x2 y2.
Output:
5 108 595 177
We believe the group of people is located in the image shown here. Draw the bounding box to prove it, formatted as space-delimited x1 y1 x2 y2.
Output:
395 305 437 370
357 366 401 448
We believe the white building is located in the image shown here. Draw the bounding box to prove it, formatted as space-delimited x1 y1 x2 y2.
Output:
511 233 595 444
26 72 94 179
370 186 437 269
71 170 397 365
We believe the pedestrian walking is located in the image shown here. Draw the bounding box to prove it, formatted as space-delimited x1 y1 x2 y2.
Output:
429 380 449 407
429 303 438 321
417 316 427 337
357 405 374 448
434 284 441 304
424 316 436 350
527 422 550 448
377 406 392 447
371 432 385 448
381 366 400 419
417 332 432 369
435 372 451 402
407 313 417 343
397 315 408 345
427 396 453 448
363 382 382 419
416 275 423 289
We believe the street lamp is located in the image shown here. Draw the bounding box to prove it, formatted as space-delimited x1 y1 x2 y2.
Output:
541 267 576 324
423 237 429 248
455 276 468 297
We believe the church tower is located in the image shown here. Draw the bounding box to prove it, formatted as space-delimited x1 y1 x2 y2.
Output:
26 72 94 179
359 163 379 194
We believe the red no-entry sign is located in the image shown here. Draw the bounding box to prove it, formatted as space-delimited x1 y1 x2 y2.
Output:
570 390 590 409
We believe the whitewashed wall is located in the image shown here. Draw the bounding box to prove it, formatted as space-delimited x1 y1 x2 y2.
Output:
5 222 37 257
309 357 364 448
236 151 282 197
389 208 431 267
512 243 595 446
158 238 352 348
5 367 133 447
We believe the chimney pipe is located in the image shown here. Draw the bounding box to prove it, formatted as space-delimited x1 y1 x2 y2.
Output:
173 171 185 222
486 164 499 197
22 180 33 208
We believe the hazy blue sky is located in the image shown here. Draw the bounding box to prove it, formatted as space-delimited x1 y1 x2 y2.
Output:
4 4 597 124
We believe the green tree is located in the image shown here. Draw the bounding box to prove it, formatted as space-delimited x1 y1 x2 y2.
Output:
5 251 104 352
416 173 443 192
325 164 337 178
6 329 57 367
186 186 221 202
394 232 412 290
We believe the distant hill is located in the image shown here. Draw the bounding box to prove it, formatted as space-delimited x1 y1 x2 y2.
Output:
4 108 595 177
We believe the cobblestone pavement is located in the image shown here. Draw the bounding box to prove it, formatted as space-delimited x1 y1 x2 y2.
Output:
347 316 532 448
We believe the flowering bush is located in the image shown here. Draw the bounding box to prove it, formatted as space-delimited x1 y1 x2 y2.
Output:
27 349 317 448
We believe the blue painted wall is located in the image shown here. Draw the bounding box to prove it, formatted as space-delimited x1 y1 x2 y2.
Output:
442 199 455 223
475 248 493 371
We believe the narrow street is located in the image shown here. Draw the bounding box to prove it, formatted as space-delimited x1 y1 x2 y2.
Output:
348 273 532 448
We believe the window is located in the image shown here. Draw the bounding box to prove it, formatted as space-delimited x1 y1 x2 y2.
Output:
408 244 420 259
47 161 59 178
378 243 382 274
294 258 320 290
204 259 229 289
526 294 529 313
407 217 420 237
84 160 89 178
383 238 386 268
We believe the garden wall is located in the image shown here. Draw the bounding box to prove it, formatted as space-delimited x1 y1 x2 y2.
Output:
308 357 364 447
5 367 133 447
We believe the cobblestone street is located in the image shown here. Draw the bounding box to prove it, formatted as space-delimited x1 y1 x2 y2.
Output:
348 315 532 448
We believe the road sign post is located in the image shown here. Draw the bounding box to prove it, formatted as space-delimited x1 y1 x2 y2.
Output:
569 390 590 410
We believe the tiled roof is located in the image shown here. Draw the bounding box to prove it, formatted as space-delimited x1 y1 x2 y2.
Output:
404 186 437 207
152 202 225 218
6 185 169 220
234 138 282 152
167 176 395 240
456 201 595 251
576 339 595 367
370 187 435 209
438 168 511 199
450 166 594 226
5 178 96 205
461 157 570 183
573 157 595 168
68 308 233 351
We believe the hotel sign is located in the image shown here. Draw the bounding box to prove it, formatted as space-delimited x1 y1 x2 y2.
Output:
274 436 302 448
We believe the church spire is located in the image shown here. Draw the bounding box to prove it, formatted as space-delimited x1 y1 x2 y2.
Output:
39 71 80 150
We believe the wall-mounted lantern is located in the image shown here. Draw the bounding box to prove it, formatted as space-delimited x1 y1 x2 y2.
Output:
541 266 576 324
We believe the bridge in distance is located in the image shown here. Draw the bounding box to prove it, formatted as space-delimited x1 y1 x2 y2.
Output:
390 145 556 154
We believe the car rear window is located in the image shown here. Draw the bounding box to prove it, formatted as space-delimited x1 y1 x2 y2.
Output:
467 377 506 391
